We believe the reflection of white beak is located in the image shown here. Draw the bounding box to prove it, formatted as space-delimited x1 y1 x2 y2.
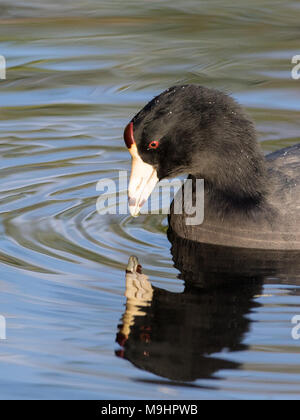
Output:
128 143 159 217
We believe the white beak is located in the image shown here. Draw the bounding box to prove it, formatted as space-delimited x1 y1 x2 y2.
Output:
128 143 159 217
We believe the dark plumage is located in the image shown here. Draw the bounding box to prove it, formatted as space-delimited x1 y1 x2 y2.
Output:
126 84 300 251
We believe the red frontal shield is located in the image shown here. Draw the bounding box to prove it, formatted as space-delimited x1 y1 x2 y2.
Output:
124 122 135 149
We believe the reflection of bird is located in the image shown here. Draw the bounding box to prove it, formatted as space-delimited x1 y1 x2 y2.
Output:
124 85 300 252
116 256 153 348
116 256 263 382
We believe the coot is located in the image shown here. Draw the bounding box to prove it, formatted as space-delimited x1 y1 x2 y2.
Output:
123 85 300 251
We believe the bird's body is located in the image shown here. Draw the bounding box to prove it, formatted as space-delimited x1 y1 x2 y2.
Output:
170 143 300 250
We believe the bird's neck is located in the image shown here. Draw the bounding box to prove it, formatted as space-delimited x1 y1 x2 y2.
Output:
190 154 269 217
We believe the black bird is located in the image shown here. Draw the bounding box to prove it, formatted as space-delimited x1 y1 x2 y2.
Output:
116 255 261 382
124 84 300 251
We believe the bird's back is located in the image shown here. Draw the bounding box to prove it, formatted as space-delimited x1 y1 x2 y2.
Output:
266 143 300 223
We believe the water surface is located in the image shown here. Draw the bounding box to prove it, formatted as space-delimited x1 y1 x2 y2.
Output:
0 0 300 400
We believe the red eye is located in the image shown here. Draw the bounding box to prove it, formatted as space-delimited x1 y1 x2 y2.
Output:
148 141 159 150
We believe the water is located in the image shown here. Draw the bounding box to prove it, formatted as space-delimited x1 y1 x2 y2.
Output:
0 0 300 400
